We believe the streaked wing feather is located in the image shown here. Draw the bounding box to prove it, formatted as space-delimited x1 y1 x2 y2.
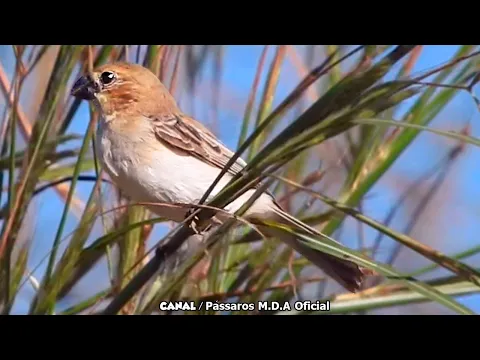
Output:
151 113 246 176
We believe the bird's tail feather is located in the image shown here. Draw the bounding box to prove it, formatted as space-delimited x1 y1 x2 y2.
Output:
260 206 371 293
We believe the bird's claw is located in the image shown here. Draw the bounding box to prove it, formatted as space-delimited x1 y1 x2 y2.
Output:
185 208 201 234
185 208 213 234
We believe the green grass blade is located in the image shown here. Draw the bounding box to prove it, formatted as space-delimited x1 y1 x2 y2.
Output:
289 281 479 315
196 46 366 211
2 74 20 310
60 289 110 315
321 47 479 237
115 206 149 313
42 109 96 296
58 217 164 300
246 46 417 170
353 118 480 147
409 244 480 278
0 134 82 170
38 159 96 182
31 161 101 314
272 226 475 315
202 48 417 225
275 176 480 287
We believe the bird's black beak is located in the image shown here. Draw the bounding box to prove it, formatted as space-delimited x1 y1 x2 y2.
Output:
71 75 99 100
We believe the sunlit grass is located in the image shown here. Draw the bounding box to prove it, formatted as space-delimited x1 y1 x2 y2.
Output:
1 45 479 315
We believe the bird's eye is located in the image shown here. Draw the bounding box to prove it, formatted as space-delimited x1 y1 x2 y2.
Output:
100 71 116 85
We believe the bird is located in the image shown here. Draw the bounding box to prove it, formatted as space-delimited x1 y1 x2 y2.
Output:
70 61 371 293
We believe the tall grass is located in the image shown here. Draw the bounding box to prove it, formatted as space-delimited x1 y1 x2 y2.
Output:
1 45 479 315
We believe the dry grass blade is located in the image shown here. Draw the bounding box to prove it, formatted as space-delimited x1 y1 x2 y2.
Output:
0 46 84 257
0 61 85 218
248 45 286 158
237 45 270 147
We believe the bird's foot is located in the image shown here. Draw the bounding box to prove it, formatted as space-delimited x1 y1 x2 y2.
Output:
185 208 201 234
185 208 212 235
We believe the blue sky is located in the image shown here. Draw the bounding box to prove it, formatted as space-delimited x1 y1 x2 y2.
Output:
1 45 479 314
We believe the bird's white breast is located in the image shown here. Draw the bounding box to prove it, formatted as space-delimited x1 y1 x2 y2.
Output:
96 116 276 223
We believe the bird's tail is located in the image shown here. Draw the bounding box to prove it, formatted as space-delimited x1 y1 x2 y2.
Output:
258 206 372 293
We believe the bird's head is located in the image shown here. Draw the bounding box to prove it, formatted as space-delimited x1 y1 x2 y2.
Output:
71 62 178 117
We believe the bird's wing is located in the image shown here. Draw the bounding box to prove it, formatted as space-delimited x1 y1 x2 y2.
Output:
150 112 247 177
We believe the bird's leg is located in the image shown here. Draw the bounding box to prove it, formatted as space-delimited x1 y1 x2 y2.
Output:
184 207 200 234
184 207 213 235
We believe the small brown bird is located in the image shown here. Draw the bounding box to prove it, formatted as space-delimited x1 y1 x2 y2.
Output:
71 62 370 292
